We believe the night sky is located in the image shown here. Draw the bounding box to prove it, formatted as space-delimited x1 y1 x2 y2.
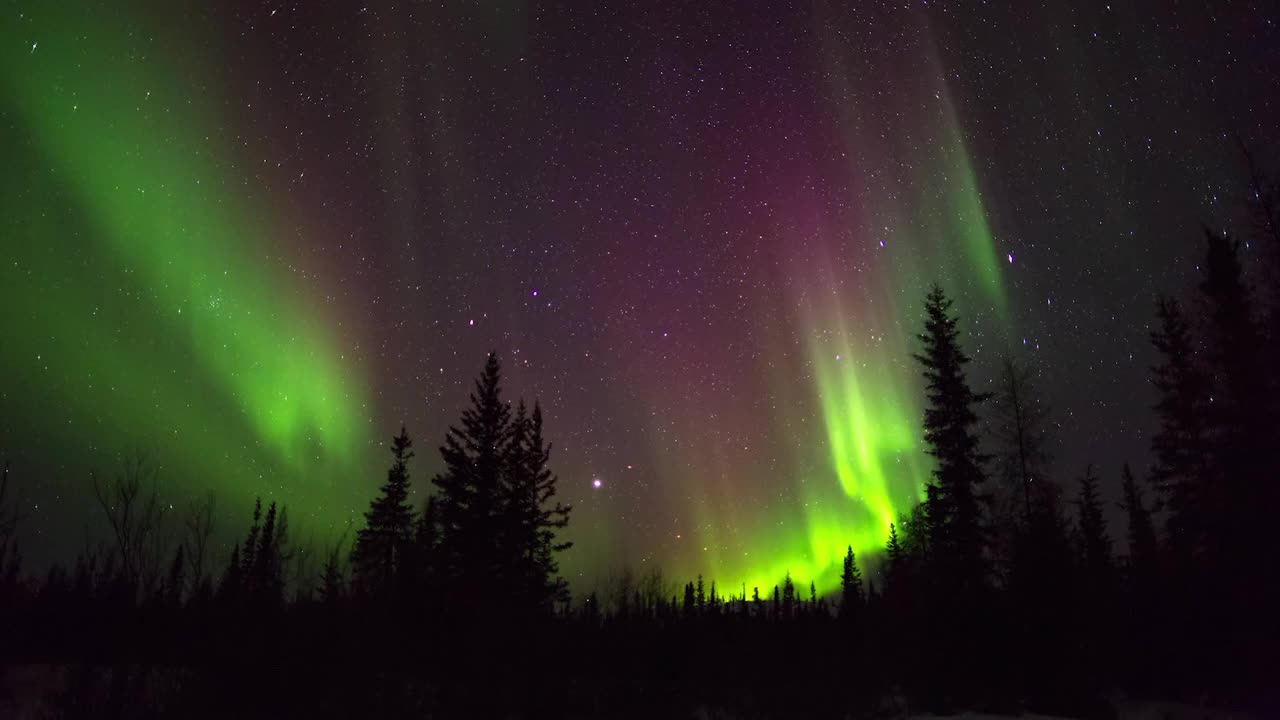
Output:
2 2 1277 593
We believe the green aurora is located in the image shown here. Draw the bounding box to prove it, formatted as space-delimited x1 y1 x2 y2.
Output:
1 3 1008 596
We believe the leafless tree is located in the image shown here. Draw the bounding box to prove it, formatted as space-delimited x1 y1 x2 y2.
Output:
91 453 171 598
635 565 673 612
181 491 216 593
990 356 1054 521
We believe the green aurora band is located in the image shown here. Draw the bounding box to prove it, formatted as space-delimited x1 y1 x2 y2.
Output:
1 6 374 530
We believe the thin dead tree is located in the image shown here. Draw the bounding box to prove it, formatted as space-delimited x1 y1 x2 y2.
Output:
91 453 170 598
182 491 216 594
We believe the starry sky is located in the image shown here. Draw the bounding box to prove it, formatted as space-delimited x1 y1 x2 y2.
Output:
2 1 1277 594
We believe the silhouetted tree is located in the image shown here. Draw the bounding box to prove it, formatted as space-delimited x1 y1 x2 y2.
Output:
217 543 243 607
164 546 185 607
1119 464 1157 589
247 501 287 608
991 356 1053 521
351 426 417 602
503 401 573 613
181 492 216 598
1198 231 1272 563
413 496 439 600
781 572 795 617
91 455 169 599
884 522 904 593
1148 295 1209 557
914 284 990 592
0 463 22 603
318 526 351 606
431 353 512 610
1074 465 1113 590
839 545 863 621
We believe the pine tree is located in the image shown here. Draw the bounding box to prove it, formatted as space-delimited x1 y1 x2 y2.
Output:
351 426 417 602
319 547 345 606
839 545 864 620
695 574 706 611
503 401 573 613
1198 230 1271 563
682 581 695 616
1119 464 1157 589
413 496 439 600
217 544 242 608
781 572 796 617
248 501 287 608
241 499 262 583
1148 295 1208 557
1074 465 1114 590
914 284 990 591
881 522 909 611
432 353 513 608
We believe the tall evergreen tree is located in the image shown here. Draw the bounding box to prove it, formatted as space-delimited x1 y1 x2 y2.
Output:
503 401 572 612
781 572 796 617
1074 465 1114 589
432 353 513 608
839 545 864 620
1118 464 1157 589
351 426 417 602
217 544 242 607
413 495 439 599
248 501 287 608
1148 295 1208 555
884 523 904 596
914 284 991 591
1198 230 1271 563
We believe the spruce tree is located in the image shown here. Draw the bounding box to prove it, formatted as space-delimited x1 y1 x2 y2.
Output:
413 496 439 600
351 426 417 602
885 522 903 585
432 353 512 608
319 546 346 606
503 401 572 613
781 572 796 617
1198 230 1271 564
1074 465 1114 588
839 545 864 620
248 501 287 608
1118 464 1157 589
217 544 242 607
914 284 990 591
1148 295 1208 556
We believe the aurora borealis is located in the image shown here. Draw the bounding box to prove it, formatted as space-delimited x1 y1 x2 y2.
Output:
3 2 1276 595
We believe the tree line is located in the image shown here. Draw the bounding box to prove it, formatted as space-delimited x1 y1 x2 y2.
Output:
1 152 1278 718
